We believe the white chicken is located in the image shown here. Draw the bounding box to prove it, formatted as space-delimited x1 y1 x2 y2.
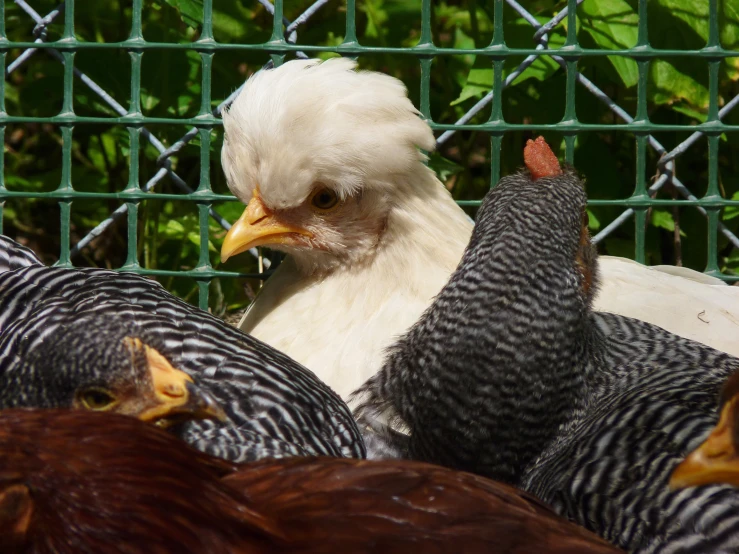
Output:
220 58 739 401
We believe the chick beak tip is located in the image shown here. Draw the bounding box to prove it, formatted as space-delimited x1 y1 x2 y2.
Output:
143 346 227 425
184 381 228 423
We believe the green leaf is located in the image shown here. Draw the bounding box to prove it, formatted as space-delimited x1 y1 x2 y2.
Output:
361 0 389 41
721 0 739 80
452 27 476 81
507 16 566 86
722 0 739 46
651 210 675 232
428 152 464 183
451 66 492 106
6 171 60 192
586 208 601 231
579 0 639 87
435 3 494 39
213 12 246 42
653 0 708 42
187 231 217 252
5 175 40 191
4 82 19 107
724 192 739 221
175 92 197 116
509 50 563 86
212 1 259 42
651 210 687 237
159 219 186 239
141 92 161 112
671 103 708 122
453 26 475 51
451 16 566 106
156 0 203 29
650 59 709 109
642 2 712 111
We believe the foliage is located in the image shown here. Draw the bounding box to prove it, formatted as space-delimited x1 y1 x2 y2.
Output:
4 0 739 317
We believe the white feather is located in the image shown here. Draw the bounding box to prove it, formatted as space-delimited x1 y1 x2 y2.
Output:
593 256 739 356
223 59 739 402
239 169 471 400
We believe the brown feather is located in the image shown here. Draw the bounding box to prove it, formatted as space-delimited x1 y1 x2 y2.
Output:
226 458 622 553
720 369 739 408
0 410 621 554
0 409 279 554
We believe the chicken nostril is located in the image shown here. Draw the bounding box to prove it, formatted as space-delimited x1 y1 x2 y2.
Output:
247 213 268 225
161 383 186 398
246 198 271 225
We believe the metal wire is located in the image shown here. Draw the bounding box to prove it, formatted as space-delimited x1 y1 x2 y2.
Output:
2 0 738 314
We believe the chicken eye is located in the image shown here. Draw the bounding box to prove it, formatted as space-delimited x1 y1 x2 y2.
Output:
310 188 339 211
77 388 117 411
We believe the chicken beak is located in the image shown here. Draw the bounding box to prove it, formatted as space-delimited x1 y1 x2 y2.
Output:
221 188 313 262
137 345 227 426
669 398 739 489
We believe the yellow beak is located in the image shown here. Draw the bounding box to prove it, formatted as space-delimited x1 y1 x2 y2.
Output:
669 398 739 489
137 345 227 426
118 338 227 426
221 188 313 262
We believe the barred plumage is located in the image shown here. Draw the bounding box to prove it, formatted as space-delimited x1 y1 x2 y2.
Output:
0 235 365 461
668 369 739 491
524 313 739 553
0 237 42 270
355 150 739 552
356 168 597 483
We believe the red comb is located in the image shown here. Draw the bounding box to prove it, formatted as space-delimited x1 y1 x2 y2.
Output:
523 136 562 180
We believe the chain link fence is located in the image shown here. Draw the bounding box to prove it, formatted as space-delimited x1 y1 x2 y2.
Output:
3 0 739 312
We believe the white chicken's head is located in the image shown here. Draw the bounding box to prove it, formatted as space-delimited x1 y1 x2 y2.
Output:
220 58 436 274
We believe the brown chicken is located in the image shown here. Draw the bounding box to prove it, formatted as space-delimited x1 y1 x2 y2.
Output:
226 457 623 554
0 409 621 554
0 409 276 554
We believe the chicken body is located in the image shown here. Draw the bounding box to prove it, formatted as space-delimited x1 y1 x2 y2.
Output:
238 178 470 400
0 409 621 554
221 58 470 401
0 238 225 427
596 256 739 354
0 236 364 462
355 141 739 553
670 368 739 489
221 58 739 403
0 409 272 554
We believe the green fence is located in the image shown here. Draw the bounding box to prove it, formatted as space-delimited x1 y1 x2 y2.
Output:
3 0 739 314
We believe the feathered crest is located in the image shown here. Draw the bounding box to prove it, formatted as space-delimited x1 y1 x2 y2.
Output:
221 58 436 208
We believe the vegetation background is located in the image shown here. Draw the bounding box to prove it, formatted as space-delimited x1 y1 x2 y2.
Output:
4 0 739 316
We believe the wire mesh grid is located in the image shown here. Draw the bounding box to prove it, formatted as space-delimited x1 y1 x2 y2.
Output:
2 0 739 312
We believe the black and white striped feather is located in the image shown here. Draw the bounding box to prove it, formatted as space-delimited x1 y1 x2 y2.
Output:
354 169 739 553
523 313 739 554
0 235 365 462
0 236 43 270
355 169 597 483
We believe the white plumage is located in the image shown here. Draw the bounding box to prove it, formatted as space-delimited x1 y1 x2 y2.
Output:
596 256 739 356
220 58 739 401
